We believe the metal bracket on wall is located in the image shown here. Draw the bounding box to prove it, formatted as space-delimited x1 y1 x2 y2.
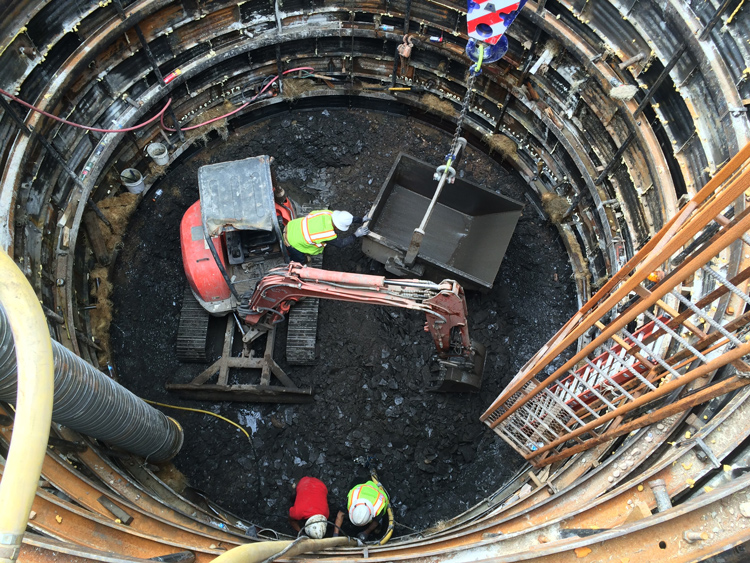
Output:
0 95 112 229
698 0 737 40
133 23 165 84
633 44 689 118
594 131 636 185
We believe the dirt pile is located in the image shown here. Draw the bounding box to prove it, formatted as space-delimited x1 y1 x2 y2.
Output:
483 133 518 160
110 108 577 535
420 94 455 117
541 191 571 223
88 192 139 364
282 78 317 100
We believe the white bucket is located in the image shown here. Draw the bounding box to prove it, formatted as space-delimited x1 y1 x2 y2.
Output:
120 168 145 194
147 142 169 166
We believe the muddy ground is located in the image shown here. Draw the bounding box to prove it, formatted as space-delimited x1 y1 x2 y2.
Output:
110 108 577 536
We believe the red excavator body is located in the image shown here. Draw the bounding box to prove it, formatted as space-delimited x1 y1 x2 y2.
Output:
181 198 296 310
181 200 231 305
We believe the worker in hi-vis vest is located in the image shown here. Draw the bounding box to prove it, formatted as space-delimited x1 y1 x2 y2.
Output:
333 480 389 540
283 209 370 264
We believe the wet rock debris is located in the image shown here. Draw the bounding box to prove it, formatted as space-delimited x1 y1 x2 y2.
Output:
110 108 576 535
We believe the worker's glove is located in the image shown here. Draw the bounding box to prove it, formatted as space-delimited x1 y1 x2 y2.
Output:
354 226 370 238
357 532 368 542
362 215 372 223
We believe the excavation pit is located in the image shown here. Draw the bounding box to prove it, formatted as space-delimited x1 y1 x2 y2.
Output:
110 108 577 535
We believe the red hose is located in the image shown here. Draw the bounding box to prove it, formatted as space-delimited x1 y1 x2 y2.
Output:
160 66 315 132
0 88 172 133
0 66 315 134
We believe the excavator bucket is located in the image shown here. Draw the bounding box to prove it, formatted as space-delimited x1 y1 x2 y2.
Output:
432 340 486 392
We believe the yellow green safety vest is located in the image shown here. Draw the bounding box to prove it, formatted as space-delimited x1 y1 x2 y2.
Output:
285 210 337 256
347 480 389 516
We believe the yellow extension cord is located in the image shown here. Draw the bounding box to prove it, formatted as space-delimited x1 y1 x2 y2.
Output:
143 399 251 442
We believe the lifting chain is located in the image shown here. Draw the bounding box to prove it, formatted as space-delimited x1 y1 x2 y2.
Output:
446 44 483 165
448 71 478 161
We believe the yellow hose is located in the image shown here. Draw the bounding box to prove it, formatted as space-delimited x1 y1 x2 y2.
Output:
727 0 745 24
0 250 54 563
380 506 395 545
143 399 251 441
369 471 394 545
211 536 354 562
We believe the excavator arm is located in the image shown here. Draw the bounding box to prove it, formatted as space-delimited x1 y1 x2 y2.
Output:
240 264 485 390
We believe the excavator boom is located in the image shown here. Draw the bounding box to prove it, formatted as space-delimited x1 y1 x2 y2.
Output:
241 263 485 390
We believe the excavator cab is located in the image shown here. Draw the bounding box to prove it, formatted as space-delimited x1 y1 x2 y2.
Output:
180 155 296 316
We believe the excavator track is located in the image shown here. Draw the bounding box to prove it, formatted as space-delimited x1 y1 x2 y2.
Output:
176 288 210 363
286 212 322 365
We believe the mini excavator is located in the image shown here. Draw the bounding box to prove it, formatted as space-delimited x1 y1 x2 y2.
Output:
170 156 485 402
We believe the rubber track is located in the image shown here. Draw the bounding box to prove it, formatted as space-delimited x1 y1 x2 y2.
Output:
176 288 210 363
286 209 322 365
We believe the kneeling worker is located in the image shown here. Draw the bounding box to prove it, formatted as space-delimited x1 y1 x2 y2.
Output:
333 479 389 541
283 209 370 264
289 476 329 539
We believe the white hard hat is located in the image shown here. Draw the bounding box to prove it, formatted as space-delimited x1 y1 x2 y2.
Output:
331 210 354 231
304 514 328 539
349 500 374 526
